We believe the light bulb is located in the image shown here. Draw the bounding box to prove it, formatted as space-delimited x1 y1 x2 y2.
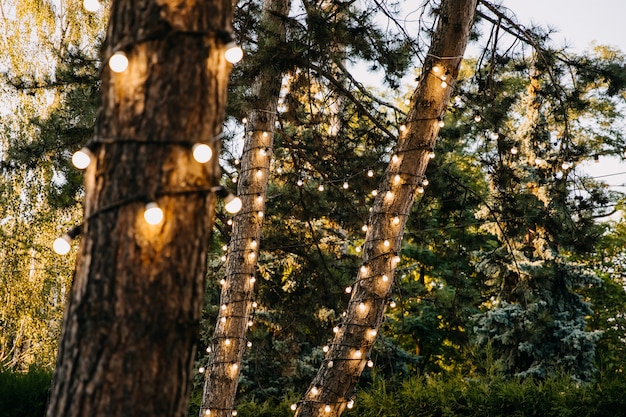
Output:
144 202 164 225
318 184 324 192
323 345 329 353
383 240 390 247
362 225 368 232
324 405 331 413
474 115 482 122
367 360 374 367
247 320 253 327
355 246 361 253
438 120 445 127
256 169 263 179
327 360 333 368
417 186 425 194
345 286 352 294
224 195 243 214
53 235 72 255
385 191 393 199
394 174 401 184
257 211 264 218
221 304 227 310
347 400 355 409
232 363 238 371
232 410 238 416
391 154 399 163
297 179 303 186
382 274 389 282
247 341 252 347
390 300 397 308
510 147 518 155
358 302 366 312
256 194 263 204
367 169 374 177
192 143 213 163
399 124 406 132
224 338 231 346
371 189 378 196
428 151 436 159
250 239 258 249
252 301 258 308
392 255 401 265
109 51 129 73
354 349 362 358
83 0 101 12
198 367 205 373
393 216 400 225
225 43 243 64
369 328 378 337
432 65 441 74
72 147 93 169
441 81 448 88
343 181 349 189
291 404 297 411
422 178 429 186
333 326 339 333
249 276 256 284
360 265 367 274
205 410 211 416
311 387 319 396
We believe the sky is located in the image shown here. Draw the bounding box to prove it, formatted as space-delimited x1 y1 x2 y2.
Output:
506 0 626 200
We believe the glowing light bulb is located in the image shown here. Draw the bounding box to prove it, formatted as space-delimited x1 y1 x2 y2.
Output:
441 81 448 88
390 300 397 308
192 143 213 163
221 317 226 323
367 169 374 177
109 51 128 73
247 341 252 347
386 191 393 199
383 240 390 247
249 276 256 284
392 255 401 265
369 328 378 337
327 360 333 368
311 387 319 396
259 148 267 157
417 186 425 194
347 400 355 409
474 115 482 122
247 320 253 327
360 265 367 274
256 194 263 204
53 235 72 255
358 302 366 312
393 216 400 225
291 404 297 411
225 43 243 64
394 174 401 184
371 189 378 196
362 225 368 232
318 184 324 192
343 181 349 189
354 349 362 358
257 211 264 218
297 179 303 186
324 405 331 413
510 147 518 155
252 302 258 308
422 178 429 186
198 367 205 373
222 244 228 251
391 154 399 163
224 195 243 214
248 251 256 260
367 360 374 367
323 345 329 353
262 131 269 138
432 65 441 74
256 169 263 179
72 147 93 169
220 278 226 285
382 274 389 282
333 326 339 333
345 286 352 294
205 410 211 416
232 410 238 416
428 151 436 159
144 202 164 225
438 120 445 127
83 0 101 12
224 338 231 346
221 304 227 311
355 246 362 253
250 239 258 249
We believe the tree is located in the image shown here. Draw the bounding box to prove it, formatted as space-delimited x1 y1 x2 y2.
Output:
0 0 105 370
45 0 235 415
199 0 291 415
293 1 478 415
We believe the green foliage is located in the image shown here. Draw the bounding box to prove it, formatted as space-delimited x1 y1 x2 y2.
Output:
0 366 52 417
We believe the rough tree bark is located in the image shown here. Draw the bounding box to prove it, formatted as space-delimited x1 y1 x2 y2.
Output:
46 1 233 416
199 0 291 416
293 1 478 416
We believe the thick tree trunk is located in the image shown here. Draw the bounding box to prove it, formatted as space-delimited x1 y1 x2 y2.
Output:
45 1 233 416
293 1 478 416
200 0 290 416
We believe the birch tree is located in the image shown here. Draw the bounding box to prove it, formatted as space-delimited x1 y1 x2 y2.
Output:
45 0 234 415
293 1 478 415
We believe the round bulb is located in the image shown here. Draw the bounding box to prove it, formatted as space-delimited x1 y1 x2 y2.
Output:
72 147 93 169
109 51 129 73
347 400 355 409
367 169 374 177
192 143 213 163
291 404 297 411
144 202 164 225
224 196 243 214
325 405 331 413
53 235 72 255
343 181 349 189
225 43 243 64
83 0 101 12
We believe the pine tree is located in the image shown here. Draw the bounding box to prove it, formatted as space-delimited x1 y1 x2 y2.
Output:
45 0 235 415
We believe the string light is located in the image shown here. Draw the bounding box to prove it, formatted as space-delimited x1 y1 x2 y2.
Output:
323 345 330 353
345 286 352 294
144 202 164 225
392 216 400 225
318 184 325 192
83 0 101 12
354 349 362 358
311 387 319 396
291 404 297 411
224 39 244 64
324 405 331 413
438 119 445 128
510 147 518 155
53 235 72 255
109 51 129 73
367 169 374 177
347 399 355 409
71 147 94 169
192 143 213 163
343 181 349 189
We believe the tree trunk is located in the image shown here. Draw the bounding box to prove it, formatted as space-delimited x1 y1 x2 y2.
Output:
293 1 477 416
200 0 290 416
45 1 233 416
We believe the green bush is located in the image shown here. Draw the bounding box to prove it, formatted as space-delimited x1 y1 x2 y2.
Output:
0 366 52 417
